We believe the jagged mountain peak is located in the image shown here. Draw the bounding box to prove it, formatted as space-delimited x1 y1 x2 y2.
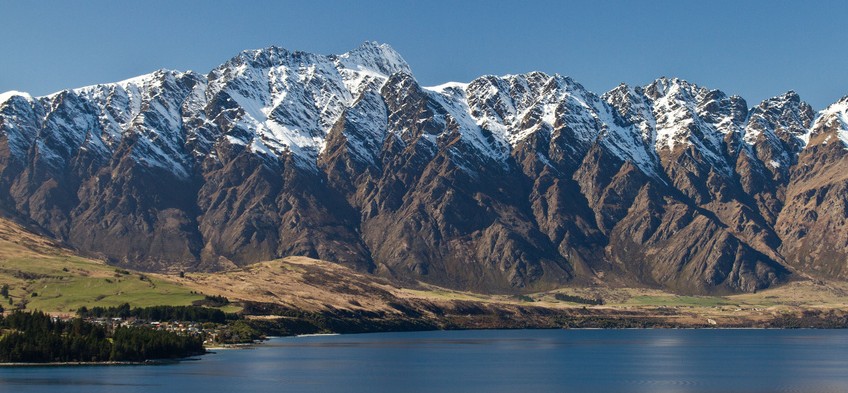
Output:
462 71 604 145
644 76 705 99
809 96 848 147
217 42 411 80
337 41 412 77
745 91 813 145
602 83 648 114
778 90 801 102
604 82 634 97
645 77 749 110
199 43 415 167
425 81 469 95
495 71 588 95
634 77 747 165
830 95 848 112
222 45 315 70
45 68 196 100
0 90 34 106
753 90 806 110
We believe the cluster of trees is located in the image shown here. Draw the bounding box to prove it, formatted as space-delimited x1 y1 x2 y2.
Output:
553 293 605 305
0 311 204 363
0 312 110 362
77 303 234 323
109 327 205 362
1 284 10 310
215 320 263 343
193 295 230 307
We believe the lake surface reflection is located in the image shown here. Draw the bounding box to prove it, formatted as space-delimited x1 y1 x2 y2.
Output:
3 329 848 392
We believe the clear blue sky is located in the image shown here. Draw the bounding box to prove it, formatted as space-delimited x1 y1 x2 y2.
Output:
1 0 846 109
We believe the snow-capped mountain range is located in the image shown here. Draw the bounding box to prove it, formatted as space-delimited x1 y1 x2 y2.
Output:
1 42 847 294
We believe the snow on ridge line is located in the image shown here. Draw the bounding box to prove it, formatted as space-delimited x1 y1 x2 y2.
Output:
423 80 511 164
38 69 192 100
839 105 848 147
0 90 34 104
815 99 848 148
424 82 469 94
3 42 848 174
210 43 411 163
337 41 412 77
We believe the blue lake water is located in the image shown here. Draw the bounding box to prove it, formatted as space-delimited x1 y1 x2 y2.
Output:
3 329 848 392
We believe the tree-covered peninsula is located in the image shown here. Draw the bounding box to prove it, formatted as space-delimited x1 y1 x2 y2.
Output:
0 311 205 363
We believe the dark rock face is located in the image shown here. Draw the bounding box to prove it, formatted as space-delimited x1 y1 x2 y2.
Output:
775 99 848 279
0 43 846 294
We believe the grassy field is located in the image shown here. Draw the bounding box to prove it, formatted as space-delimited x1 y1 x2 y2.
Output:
0 218 202 314
729 280 848 308
619 294 733 307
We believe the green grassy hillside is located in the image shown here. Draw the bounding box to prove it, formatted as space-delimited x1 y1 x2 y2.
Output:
0 218 201 314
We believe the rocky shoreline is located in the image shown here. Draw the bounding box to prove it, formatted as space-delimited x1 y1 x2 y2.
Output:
239 301 848 339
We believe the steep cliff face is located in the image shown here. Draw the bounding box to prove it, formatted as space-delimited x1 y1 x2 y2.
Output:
776 98 848 278
1 43 846 294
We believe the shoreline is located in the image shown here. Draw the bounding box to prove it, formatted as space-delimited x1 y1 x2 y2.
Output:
0 358 199 367
3 324 846 367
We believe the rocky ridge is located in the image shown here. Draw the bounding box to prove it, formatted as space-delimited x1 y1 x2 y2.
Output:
1 42 847 294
